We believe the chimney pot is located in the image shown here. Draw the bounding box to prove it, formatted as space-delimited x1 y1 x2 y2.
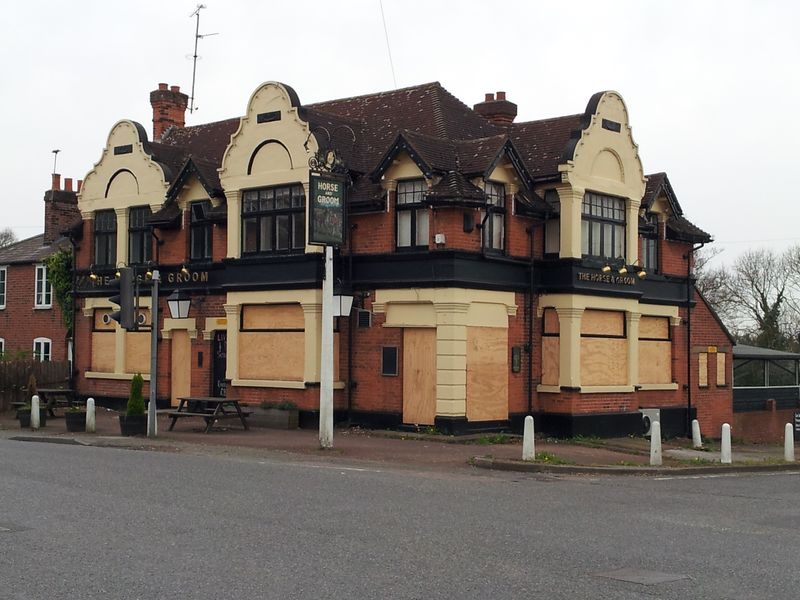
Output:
51 173 61 190
64 178 73 192
77 179 83 193
485 93 494 102
158 83 168 91
150 83 189 141
170 85 180 93
496 91 506 100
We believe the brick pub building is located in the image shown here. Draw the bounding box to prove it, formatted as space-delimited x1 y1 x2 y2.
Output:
70 81 733 437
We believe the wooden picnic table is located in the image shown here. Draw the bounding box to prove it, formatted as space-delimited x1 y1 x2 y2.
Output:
167 396 251 433
33 388 78 417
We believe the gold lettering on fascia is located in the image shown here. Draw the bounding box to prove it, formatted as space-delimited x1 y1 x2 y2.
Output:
166 271 210 284
577 272 636 286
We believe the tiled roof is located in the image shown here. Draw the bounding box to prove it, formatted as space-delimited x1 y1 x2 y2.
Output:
515 189 552 217
642 172 668 210
643 172 712 243
348 176 386 212
425 171 485 203
160 117 241 163
666 214 712 243
509 114 583 180
141 141 190 183
0 234 70 265
455 135 510 176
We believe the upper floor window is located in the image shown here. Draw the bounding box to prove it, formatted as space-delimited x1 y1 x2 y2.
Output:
33 337 51 362
0 266 6 309
544 189 560 256
242 185 305 254
94 210 117 267
128 206 152 265
482 181 505 252
396 179 429 249
641 214 658 274
35 265 52 308
581 192 625 260
190 200 213 262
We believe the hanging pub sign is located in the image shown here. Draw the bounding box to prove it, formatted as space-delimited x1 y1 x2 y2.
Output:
309 172 346 247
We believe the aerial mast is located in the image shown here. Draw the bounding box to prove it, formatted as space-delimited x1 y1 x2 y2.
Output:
188 4 218 114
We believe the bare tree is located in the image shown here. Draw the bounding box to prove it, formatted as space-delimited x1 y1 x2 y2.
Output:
693 247 739 333
0 227 16 248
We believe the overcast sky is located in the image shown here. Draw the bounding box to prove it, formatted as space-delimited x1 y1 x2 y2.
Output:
3 0 798 265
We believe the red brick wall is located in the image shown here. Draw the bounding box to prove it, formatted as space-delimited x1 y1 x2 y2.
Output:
0 263 70 362
429 207 482 252
733 401 796 443
43 188 80 244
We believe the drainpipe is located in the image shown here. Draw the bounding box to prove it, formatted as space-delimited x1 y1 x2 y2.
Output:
347 223 357 414
684 241 706 437
68 235 78 389
526 226 535 415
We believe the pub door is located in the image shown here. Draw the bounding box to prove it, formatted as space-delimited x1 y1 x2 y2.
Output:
402 328 437 425
211 330 227 397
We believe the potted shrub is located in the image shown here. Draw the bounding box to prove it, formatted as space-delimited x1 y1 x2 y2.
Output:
64 406 86 432
253 401 299 429
119 374 147 436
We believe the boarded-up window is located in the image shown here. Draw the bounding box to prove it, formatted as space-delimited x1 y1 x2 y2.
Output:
698 353 708 387
542 308 559 336
639 316 669 340
241 304 304 331
94 308 116 331
581 310 626 386
239 304 308 381
638 316 671 384
581 310 625 337
716 352 726 386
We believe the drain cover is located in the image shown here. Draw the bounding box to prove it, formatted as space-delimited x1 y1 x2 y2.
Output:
594 568 688 585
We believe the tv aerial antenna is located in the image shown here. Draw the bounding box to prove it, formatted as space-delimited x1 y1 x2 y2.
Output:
188 4 218 114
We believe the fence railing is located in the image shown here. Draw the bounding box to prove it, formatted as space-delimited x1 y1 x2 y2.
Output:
0 360 70 412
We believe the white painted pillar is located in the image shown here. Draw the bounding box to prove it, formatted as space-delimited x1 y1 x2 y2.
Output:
522 416 535 461
649 421 662 466
784 423 795 463
86 398 96 433
30 395 40 430
692 419 702 449
721 423 732 464
319 246 334 449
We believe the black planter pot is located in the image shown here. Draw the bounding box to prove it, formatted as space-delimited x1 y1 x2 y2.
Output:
17 408 47 429
119 414 147 436
65 411 87 433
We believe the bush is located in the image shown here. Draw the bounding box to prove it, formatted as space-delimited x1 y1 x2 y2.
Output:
127 374 145 416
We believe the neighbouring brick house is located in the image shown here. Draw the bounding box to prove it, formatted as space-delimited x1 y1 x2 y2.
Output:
70 81 733 437
0 175 81 365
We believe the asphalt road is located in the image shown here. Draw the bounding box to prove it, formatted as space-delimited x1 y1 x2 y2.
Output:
2 439 799 600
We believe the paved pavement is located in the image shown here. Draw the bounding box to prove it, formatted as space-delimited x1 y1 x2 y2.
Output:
0 407 795 474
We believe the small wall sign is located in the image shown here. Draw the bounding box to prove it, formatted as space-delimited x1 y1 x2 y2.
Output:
309 172 346 247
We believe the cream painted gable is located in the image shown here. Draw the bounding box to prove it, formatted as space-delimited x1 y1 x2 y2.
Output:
78 120 170 218
382 151 426 184
175 176 211 211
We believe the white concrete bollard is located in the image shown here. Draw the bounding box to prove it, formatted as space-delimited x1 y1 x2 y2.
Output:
721 423 732 464
86 398 96 433
692 419 702 449
784 423 795 463
649 421 662 466
30 395 40 430
522 415 535 461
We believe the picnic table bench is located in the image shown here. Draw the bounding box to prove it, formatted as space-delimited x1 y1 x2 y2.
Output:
12 388 78 417
167 397 251 433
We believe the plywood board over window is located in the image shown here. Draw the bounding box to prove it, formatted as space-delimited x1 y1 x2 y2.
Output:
542 308 559 335
581 309 624 337
717 352 726 386
239 332 305 381
698 353 708 387
639 316 671 384
581 338 627 385
91 332 115 372
466 327 508 421
541 337 560 386
241 304 304 330
125 333 151 374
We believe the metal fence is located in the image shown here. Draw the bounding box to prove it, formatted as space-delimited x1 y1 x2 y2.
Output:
0 360 70 412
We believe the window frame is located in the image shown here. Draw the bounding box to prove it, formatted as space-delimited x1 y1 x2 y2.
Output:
0 265 6 309
482 181 506 253
581 192 626 260
381 346 399 376
94 209 117 267
241 184 306 255
33 337 52 362
395 179 429 250
0 337 5 358
34 264 52 308
128 206 153 265
189 200 213 262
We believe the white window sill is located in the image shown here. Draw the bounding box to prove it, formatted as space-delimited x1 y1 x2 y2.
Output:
85 372 151 381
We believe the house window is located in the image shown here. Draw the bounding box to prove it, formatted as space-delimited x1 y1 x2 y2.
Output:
544 189 560 256
396 179 429 248
381 346 399 376
94 210 117 267
0 337 5 358
33 337 51 362
35 265 52 308
482 181 505 252
128 206 152 265
581 192 625 260
642 237 658 273
190 200 213 261
242 185 306 254
0 266 6 309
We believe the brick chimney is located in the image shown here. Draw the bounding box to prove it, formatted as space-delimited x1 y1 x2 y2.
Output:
473 91 518 125
43 174 80 244
150 82 189 141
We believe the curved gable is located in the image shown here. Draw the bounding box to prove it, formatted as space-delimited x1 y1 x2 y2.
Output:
78 120 170 216
561 91 645 203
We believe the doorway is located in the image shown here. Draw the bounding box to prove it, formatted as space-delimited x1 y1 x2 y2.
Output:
402 328 436 425
211 330 227 397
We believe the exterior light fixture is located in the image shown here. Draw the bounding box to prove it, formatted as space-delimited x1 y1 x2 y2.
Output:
89 271 98 281
601 264 612 273
180 265 190 276
332 294 354 317
167 289 191 319
631 259 647 279
618 264 628 275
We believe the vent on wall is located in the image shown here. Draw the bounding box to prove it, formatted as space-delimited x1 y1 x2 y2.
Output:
357 309 372 328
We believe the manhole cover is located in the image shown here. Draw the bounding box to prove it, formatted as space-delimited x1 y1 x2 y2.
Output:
593 568 688 585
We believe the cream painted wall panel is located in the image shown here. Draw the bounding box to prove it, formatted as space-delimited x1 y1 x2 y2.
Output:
91 333 115 372
466 302 509 328
106 170 139 197
541 337 560 386
384 153 425 181
466 327 508 422
239 332 304 380
384 303 436 327
177 177 210 210
639 341 672 384
487 160 521 186
590 150 624 182
581 338 627 386
250 142 293 173
125 333 151 374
